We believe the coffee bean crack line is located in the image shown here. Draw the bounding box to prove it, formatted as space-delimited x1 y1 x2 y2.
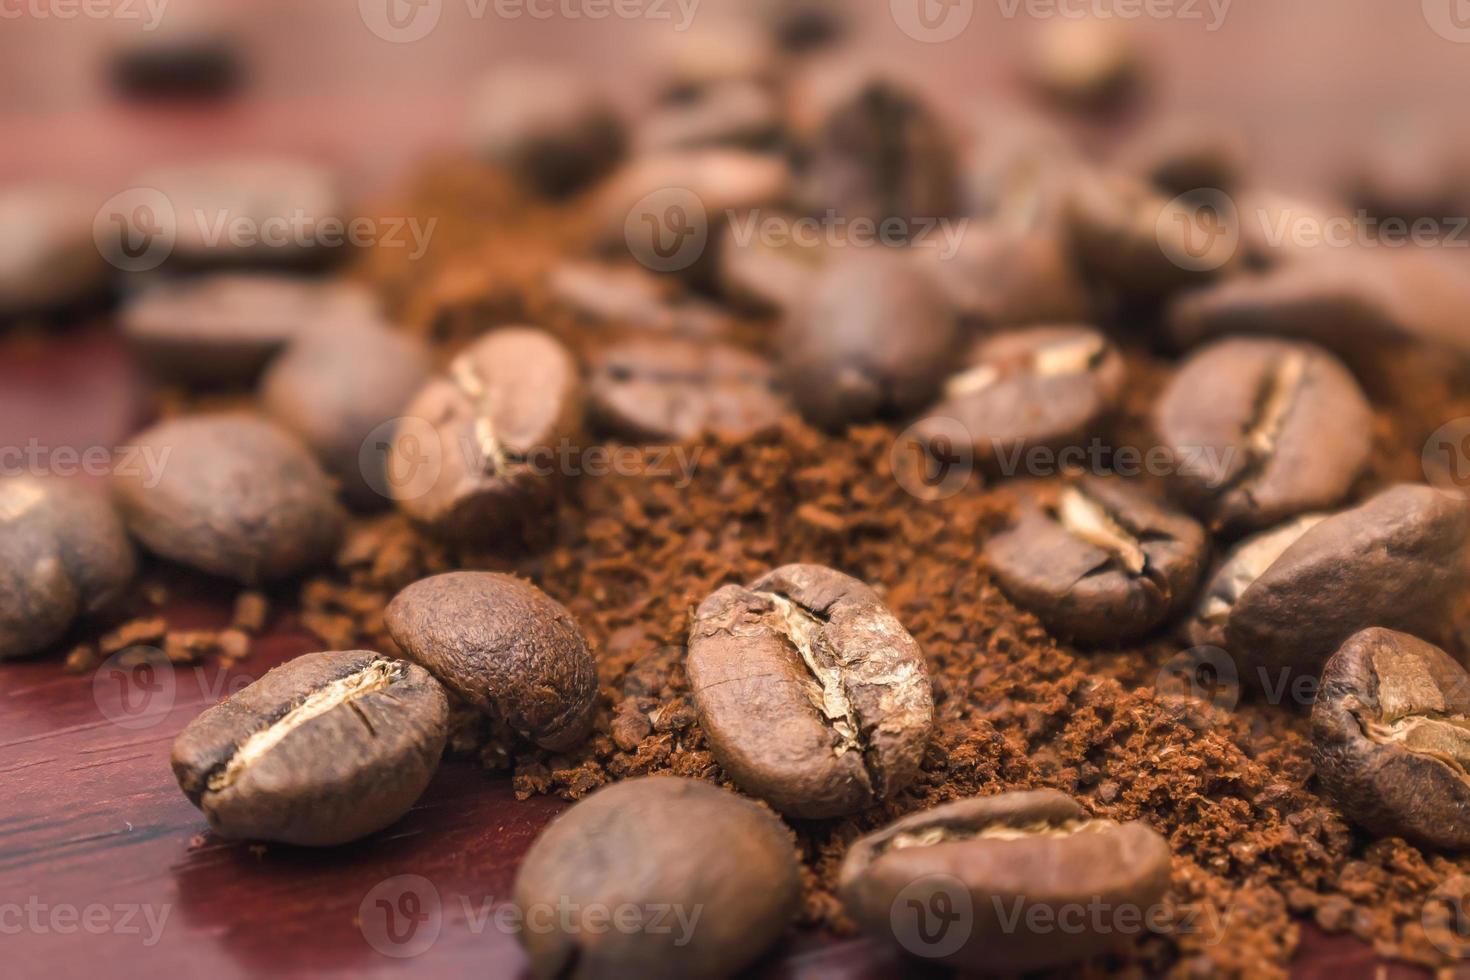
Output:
761 591 865 757
1355 702 1470 781
450 356 521 476
883 817 1118 853
1055 485 1151 580
944 334 1106 400
1221 350 1307 501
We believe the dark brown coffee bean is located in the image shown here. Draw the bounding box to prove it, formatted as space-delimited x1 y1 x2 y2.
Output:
113 413 344 583
588 337 786 442
634 79 781 155
1027 17 1141 110
1119 120 1247 197
715 212 828 314
260 315 431 508
919 326 1124 468
513 777 801 980
0 477 135 660
469 65 626 196
385 572 597 752
687 563 933 818
961 104 1078 228
0 186 110 317
789 66 959 226
390 328 582 543
1153 338 1372 536
110 31 243 102
1189 484 1470 682
122 273 379 385
1314 629 1470 851
915 224 1092 329
839 789 1171 972
985 477 1206 645
779 249 958 430
171 650 448 846
762 0 848 53
1184 512 1326 652
547 261 729 338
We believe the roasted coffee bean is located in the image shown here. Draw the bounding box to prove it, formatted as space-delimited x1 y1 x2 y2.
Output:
390 328 582 542
513 777 801 980
260 315 431 508
110 31 243 101
0 185 110 317
548 261 729 338
839 789 1171 972
961 104 1078 228
918 326 1124 468
652 18 777 98
779 249 958 430
1153 338 1371 535
984 477 1206 645
687 564 933 818
385 572 597 752
1341 119 1468 223
1314 629 1470 851
1187 484 1470 682
171 651 448 846
1027 17 1141 110
121 273 379 385
469 65 626 196
715 212 827 314
761 0 848 53
588 337 786 442
789 66 959 226
0 477 136 661
634 79 781 154
113 413 344 583
915 223 1092 329
1119 119 1247 197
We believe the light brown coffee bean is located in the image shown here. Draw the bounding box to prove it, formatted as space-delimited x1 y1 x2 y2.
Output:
171 651 448 846
113 413 344 583
385 572 597 752
687 563 933 819
916 223 1092 330
840 789 1172 972
1153 337 1372 536
1026 17 1141 110
547 261 730 338
0 185 110 317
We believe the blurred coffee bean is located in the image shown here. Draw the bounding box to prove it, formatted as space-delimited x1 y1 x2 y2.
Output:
634 80 781 154
0 477 135 660
469 65 626 196
588 337 786 442
961 104 1078 228
1119 120 1247 197
915 224 1092 328
0 186 111 317
260 316 431 508
547 260 729 338
385 571 597 752
391 328 582 543
780 249 958 429
789 66 960 226
761 0 848 53
1191 484 1470 683
652 18 777 98
1341 118 1468 223
171 651 448 846
687 564 933 819
715 212 828 313
985 477 1206 645
840 789 1171 973
110 33 243 102
1314 628 1470 851
918 326 1122 466
121 273 379 385
513 777 801 980
114 413 344 584
1027 17 1142 111
1153 338 1371 535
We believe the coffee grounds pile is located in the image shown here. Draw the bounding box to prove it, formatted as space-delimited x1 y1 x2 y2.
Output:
286 160 1470 977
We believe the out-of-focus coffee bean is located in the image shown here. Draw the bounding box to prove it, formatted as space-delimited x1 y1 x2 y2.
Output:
113 413 344 583
547 260 730 338
1341 119 1468 223
634 79 782 154
652 18 777 98
1119 120 1248 197
960 104 1078 228
469 65 626 196
121 273 379 385
985 477 1206 644
0 186 111 317
513 777 801 980
391 328 582 543
715 211 828 313
760 0 848 53
1153 337 1371 535
110 31 243 101
1026 17 1142 110
588 337 787 442
915 224 1092 328
779 249 959 429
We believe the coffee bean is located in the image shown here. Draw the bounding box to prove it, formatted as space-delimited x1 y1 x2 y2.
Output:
687 563 933 819
1027 17 1141 111
122 273 380 385
985 477 1206 645
789 66 959 226
915 224 1092 329
171 650 448 846
385 572 597 752
110 31 242 102
762 0 848 53
548 261 730 338
390 328 583 542
513 777 801 980
839 789 1171 972
652 18 777 98
260 315 431 508
1341 119 1468 223
0 477 135 660
588 337 786 442
919 326 1124 468
1153 338 1372 536
715 212 827 314
1314 628 1470 851
1119 119 1247 198
1188 484 1470 682
0 185 110 317
469 65 626 196
961 104 1077 228
779 249 958 430
113 413 344 583
634 79 781 155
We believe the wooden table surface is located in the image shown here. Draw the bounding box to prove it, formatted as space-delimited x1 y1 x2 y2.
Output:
6 3 1470 977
